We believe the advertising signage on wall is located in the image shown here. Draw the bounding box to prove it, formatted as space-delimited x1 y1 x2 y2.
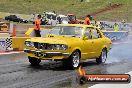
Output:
100 21 132 31
0 22 9 32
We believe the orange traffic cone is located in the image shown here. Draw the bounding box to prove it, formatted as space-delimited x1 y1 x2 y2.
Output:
12 25 16 37
78 66 86 76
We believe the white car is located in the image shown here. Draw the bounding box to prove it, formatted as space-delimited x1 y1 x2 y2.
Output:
57 15 69 24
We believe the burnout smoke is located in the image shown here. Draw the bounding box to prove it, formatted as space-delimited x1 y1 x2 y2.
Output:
106 35 132 64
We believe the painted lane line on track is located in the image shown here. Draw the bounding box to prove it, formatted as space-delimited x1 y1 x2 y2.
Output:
0 51 24 55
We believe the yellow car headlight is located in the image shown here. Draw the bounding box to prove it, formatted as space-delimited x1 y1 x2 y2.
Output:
61 44 68 50
25 41 34 47
52 44 68 50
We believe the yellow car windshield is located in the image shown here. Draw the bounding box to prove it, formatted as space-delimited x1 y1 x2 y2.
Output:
49 26 84 38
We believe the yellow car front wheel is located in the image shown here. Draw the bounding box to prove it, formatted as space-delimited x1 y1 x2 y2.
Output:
28 57 41 66
63 50 80 69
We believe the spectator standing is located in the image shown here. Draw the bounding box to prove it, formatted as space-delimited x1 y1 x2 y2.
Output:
84 15 91 25
113 23 119 31
34 14 41 37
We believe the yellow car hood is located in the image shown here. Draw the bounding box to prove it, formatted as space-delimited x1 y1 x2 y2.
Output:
27 36 81 44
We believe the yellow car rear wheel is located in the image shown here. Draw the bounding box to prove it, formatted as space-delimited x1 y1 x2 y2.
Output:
96 49 107 64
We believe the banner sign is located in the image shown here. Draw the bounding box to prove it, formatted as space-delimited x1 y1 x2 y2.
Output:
0 38 12 51
103 31 128 41
100 21 132 31
0 22 9 32
0 41 6 46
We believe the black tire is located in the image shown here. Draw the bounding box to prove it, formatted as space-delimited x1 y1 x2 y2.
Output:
63 50 80 69
96 49 107 64
28 57 41 66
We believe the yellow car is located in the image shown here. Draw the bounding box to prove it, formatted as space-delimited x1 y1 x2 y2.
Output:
24 24 112 69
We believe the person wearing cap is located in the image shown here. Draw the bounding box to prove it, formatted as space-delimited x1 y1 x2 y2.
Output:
84 15 91 25
34 14 41 37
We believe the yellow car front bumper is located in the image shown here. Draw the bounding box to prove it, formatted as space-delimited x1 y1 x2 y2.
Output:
24 49 70 60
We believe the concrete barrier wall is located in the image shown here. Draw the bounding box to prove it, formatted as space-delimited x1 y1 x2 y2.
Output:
99 21 132 31
15 24 53 37
15 24 53 31
12 37 30 50
0 33 10 37
103 31 128 41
